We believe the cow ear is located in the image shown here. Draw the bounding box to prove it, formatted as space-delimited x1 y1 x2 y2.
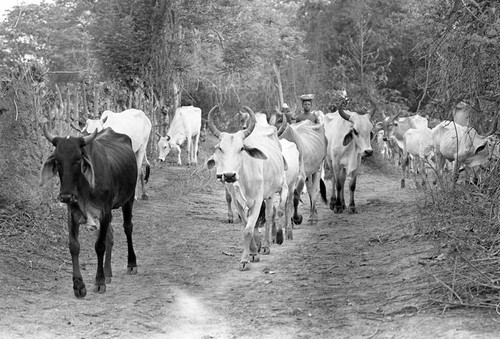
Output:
343 131 353 146
40 155 57 186
244 146 267 160
81 154 95 188
207 154 215 169
475 142 487 155
282 156 288 171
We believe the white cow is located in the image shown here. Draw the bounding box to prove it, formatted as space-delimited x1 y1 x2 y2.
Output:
277 120 327 224
278 138 300 241
431 120 498 183
207 106 288 271
401 127 434 188
157 105 202 165
378 112 429 168
324 99 374 213
80 108 152 200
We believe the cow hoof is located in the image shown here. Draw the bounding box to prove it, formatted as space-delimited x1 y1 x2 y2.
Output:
276 229 283 245
253 235 262 252
73 286 87 299
127 266 138 275
73 277 87 298
227 219 234 224
292 215 303 225
333 207 343 214
348 207 357 214
239 261 251 271
286 229 293 240
93 283 106 294
260 247 270 255
249 254 260 262
105 276 112 284
142 194 149 200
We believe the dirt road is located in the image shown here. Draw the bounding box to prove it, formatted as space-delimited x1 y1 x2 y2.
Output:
1 144 499 338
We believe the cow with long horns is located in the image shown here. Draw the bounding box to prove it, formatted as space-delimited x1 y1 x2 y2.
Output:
324 98 374 213
207 106 288 271
40 126 139 298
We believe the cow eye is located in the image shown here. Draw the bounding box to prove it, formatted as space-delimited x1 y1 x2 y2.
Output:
353 129 359 136
370 131 374 139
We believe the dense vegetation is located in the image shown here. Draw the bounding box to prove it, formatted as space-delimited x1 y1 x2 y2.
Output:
1 0 500 310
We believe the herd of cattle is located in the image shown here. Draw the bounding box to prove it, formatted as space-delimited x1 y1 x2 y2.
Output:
40 98 499 298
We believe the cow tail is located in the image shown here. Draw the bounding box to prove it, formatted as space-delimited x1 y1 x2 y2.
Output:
144 154 151 183
144 164 151 183
320 178 328 204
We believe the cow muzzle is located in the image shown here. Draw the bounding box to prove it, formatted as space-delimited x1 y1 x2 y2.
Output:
59 193 77 204
216 173 237 183
364 150 374 157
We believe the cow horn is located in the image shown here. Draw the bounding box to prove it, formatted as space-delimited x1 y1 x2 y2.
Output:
70 123 82 133
83 129 98 145
42 124 56 144
368 97 378 118
392 110 402 121
486 104 500 136
241 106 256 138
338 101 351 122
277 116 287 136
207 105 221 138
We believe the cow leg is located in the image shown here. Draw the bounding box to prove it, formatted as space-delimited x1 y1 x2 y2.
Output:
401 153 409 188
68 209 86 298
306 171 320 224
227 185 247 225
332 167 346 213
186 138 193 165
348 171 358 214
136 150 149 200
240 199 262 271
94 212 110 294
104 223 114 283
419 158 427 187
225 187 234 223
261 196 274 254
292 178 305 225
273 182 289 245
285 185 295 240
192 133 200 164
122 198 138 275
174 145 182 165
329 174 336 211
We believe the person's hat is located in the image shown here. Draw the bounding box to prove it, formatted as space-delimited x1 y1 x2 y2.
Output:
300 94 314 101
282 103 289 109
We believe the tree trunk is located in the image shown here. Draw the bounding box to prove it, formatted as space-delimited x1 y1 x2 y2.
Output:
273 61 284 108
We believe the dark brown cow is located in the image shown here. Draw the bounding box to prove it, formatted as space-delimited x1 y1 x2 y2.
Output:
40 126 138 298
